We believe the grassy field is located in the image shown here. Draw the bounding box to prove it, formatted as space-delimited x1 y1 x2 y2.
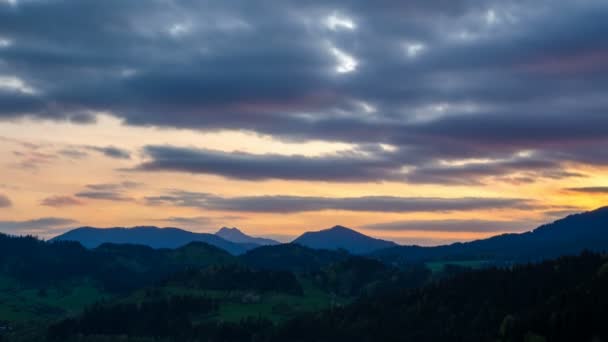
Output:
125 277 350 323
0 276 109 323
425 260 490 274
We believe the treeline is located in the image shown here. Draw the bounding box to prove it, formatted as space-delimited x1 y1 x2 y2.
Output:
272 252 608 342
47 295 218 340
41 252 608 342
0 234 234 293
312 256 430 297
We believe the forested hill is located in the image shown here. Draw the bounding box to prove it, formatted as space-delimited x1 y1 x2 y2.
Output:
45 252 608 342
373 207 608 265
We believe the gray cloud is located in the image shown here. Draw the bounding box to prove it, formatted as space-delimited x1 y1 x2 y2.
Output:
0 217 78 235
159 216 214 226
2 0 608 184
86 146 131 159
40 195 84 207
58 148 89 159
362 219 534 233
75 191 132 201
85 181 142 191
405 156 585 185
145 190 535 213
135 145 586 184
0 193 11 208
564 186 608 194
136 145 402 182
73 181 141 201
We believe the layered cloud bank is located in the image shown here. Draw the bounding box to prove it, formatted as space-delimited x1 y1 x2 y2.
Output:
1 0 607 243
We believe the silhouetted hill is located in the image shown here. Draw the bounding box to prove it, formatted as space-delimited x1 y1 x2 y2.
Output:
240 243 349 272
0 234 236 294
52 226 258 255
215 227 279 246
292 225 398 254
374 207 608 265
268 252 608 342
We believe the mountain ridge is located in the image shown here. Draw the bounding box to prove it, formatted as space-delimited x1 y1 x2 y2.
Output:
51 226 258 255
292 225 398 254
372 207 608 264
215 227 279 246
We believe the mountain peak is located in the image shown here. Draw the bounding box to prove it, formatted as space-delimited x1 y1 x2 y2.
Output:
328 225 352 231
52 226 253 255
292 225 397 254
217 227 243 234
215 227 279 246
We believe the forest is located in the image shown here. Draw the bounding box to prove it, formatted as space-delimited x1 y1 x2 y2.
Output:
1 232 607 342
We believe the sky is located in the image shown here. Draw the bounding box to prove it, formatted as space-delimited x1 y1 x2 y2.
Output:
1 0 607 245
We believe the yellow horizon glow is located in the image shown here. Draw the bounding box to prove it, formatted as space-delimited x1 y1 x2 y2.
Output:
1 117 606 245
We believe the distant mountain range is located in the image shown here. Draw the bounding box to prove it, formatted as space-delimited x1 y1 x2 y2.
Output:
373 207 608 264
52 226 258 255
51 207 608 262
53 225 395 255
215 227 279 246
292 225 398 254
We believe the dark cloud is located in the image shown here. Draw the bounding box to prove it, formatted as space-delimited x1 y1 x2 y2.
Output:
2 0 608 184
0 217 78 235
40 195 84 207
73 181 140 201
564 186 608 194
136 145 402 182
75 191 132 201
161 215 245 225
145 190 534 213
84 181 142 191
58 148 89 159
0 193 11 207
157 216 215 227
362 219 534 233
405 156 584 185
135 145 587 184
86 146 131 159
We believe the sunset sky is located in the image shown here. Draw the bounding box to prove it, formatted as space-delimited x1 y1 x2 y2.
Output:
1 0 607 245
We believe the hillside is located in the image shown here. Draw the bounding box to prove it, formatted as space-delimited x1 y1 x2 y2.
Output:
240 243 349 272
374 207 608 265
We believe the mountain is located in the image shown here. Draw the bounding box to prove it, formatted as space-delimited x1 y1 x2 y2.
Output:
215 227 279 246
52 226 258 255
373 206 608 264
292 225 398 254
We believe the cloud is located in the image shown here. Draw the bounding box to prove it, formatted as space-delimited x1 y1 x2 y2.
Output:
58 148 89 159
134 145 587 185
84 181 141 191
0 193 11 207
72 181 141 201
135 145 402 182
362 219 535 233
405 156 584 185
0 217 77 235
2 0 608 184
159 216 214 226
40 195 84 207
75 191 132 201
86 146 131 159
564 186 608 194
145 190 535 213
